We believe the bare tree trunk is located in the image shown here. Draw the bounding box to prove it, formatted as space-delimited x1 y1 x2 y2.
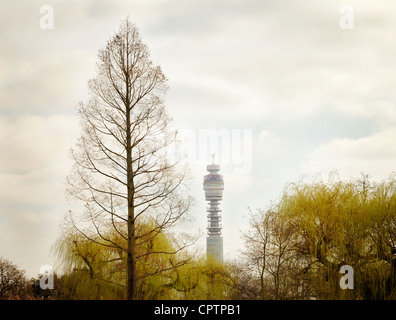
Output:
260 264 266 299
126 105 137 299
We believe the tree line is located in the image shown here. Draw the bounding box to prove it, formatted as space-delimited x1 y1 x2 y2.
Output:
2 172 395 300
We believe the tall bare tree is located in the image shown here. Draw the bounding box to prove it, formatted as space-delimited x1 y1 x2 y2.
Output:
66 18 194 300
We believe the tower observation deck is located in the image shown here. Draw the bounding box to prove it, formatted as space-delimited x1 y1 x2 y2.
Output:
203 163 224 262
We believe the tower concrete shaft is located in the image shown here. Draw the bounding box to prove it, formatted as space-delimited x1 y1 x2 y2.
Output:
203 163 224 262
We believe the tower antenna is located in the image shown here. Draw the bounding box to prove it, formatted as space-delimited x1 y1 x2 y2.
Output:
203 161 224 262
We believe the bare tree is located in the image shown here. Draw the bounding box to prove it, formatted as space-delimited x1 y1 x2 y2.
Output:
0 257 30 299
241 208 305 299
66 18 195 300
265 211 302 299
241 208 271 299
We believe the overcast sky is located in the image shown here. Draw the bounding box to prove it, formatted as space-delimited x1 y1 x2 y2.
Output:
1 0 396 277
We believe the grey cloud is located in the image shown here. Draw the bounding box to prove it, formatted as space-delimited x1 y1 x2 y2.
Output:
1 0 396 274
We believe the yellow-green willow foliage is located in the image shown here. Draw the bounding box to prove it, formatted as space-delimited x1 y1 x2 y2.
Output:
150 257 235 300
52 229 126 299
276 174 396 299
52 220 192 300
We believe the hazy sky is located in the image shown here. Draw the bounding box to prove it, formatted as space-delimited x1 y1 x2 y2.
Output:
1 0 396 277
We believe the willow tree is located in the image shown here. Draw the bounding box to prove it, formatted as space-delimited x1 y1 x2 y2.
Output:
277 174 396 299
52 220 191 300
66 18 194 300
241 173 396 299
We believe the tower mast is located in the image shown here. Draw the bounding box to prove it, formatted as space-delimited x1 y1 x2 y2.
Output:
203 159 224 262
